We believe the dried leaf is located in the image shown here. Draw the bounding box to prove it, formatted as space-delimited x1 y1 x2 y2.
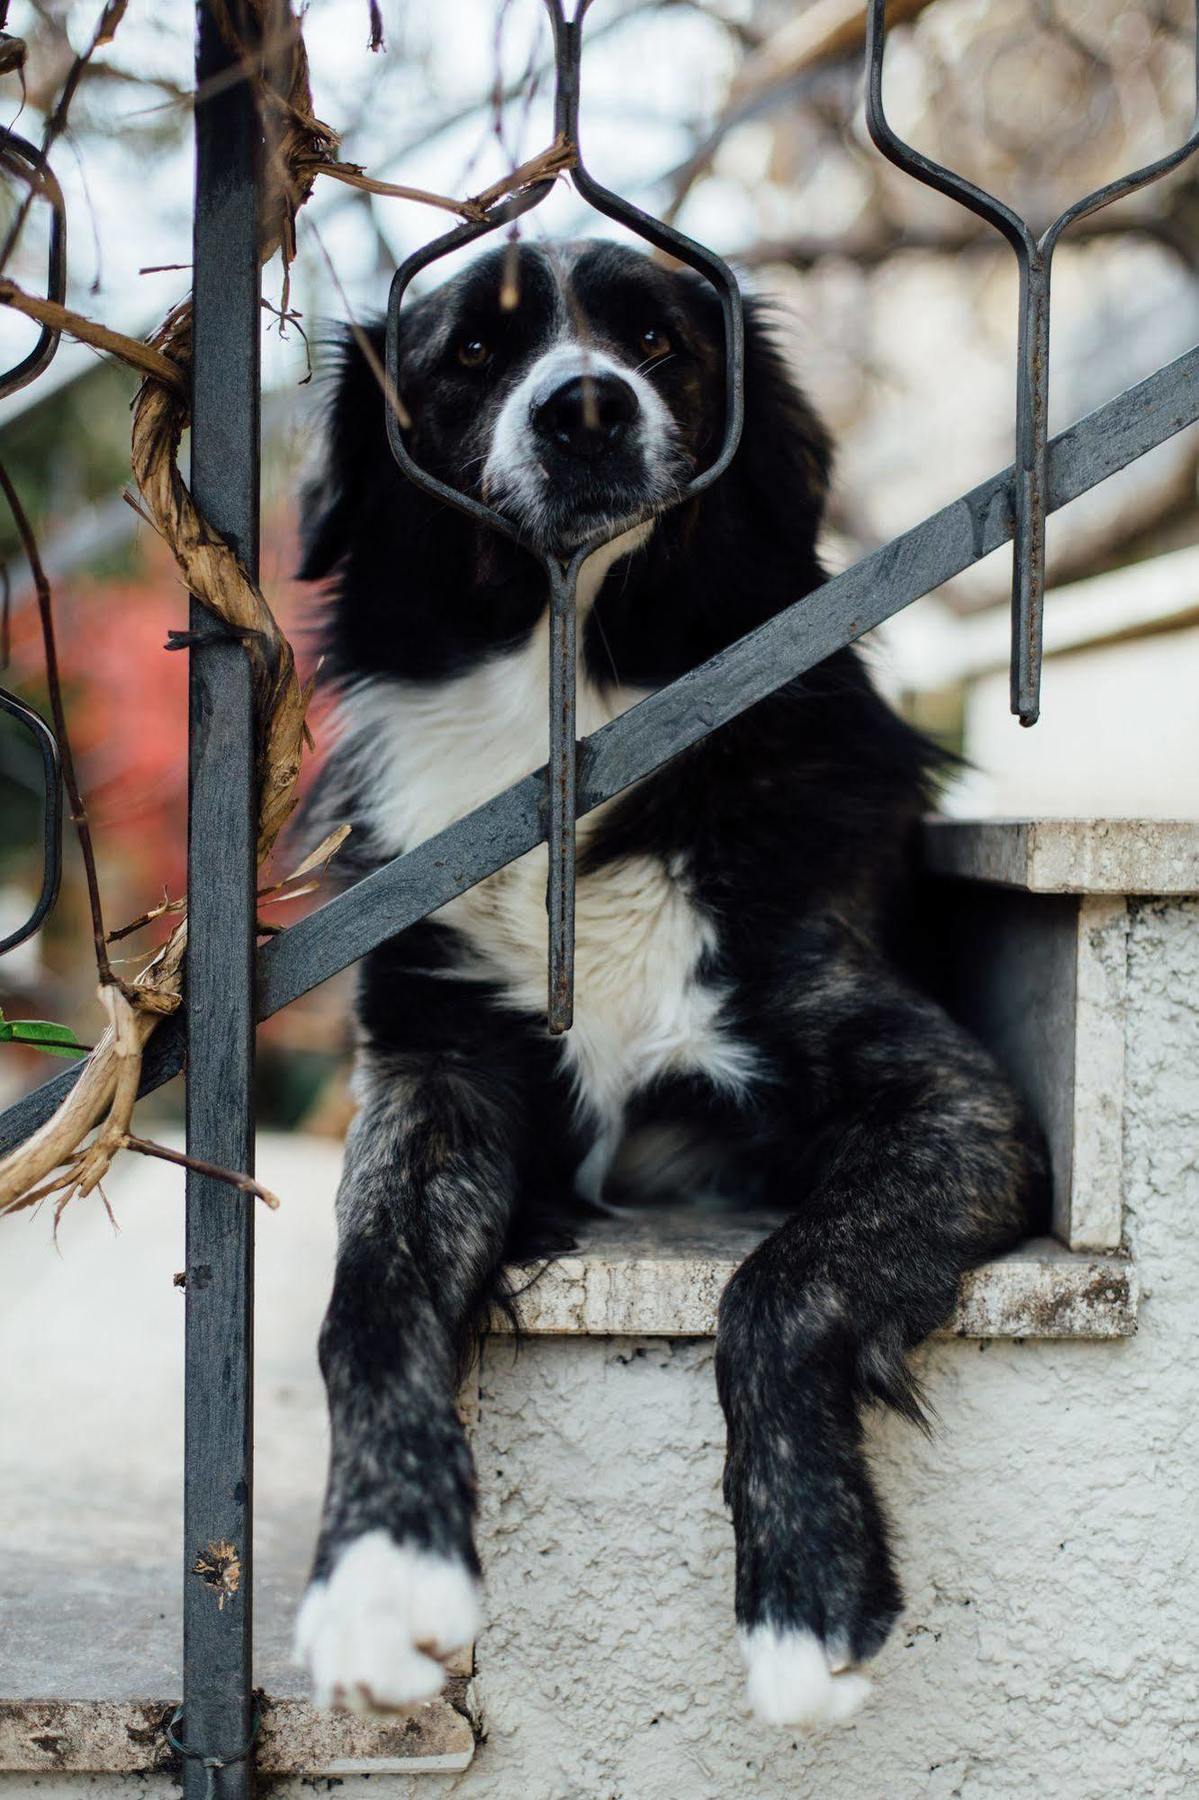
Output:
194 1539 241 1611
95 1 130 49
258 879 318 910
278 821 352 885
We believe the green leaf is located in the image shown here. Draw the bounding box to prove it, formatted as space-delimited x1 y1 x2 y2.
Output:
0 1018 89 1058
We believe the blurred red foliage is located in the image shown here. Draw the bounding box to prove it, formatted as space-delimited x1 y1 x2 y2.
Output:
6 504 330 934
2 502 352 1114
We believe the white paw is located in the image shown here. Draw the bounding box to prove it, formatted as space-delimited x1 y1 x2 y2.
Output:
739 1625 871 1729
295 1530 482 1714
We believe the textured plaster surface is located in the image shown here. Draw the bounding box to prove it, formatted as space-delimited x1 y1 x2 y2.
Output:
1068 896 1128 1248
2 898 1196 1800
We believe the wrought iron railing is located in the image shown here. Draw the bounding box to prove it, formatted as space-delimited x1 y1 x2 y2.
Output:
1 2 1197 1792
866 0 1199 725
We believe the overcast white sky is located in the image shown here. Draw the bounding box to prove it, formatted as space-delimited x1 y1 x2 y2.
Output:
1 0 751 411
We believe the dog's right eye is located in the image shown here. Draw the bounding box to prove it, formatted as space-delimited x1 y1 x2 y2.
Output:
457 338 491 369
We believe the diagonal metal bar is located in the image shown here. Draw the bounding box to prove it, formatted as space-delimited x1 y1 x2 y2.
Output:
2 339 1196 1154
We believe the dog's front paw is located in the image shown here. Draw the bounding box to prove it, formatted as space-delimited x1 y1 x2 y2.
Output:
739 1625 871 1729
295 1530 482 1713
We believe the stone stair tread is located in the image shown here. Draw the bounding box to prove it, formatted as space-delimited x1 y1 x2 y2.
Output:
0 1695 474 1777
923 816 1199 893
498 1216 1137 1339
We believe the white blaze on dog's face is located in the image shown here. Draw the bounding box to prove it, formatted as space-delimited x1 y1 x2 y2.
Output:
392 242 724 552
482 339 678 547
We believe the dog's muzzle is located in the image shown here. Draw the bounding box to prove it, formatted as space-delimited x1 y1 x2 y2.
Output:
531 372 640 463
482 343 678 548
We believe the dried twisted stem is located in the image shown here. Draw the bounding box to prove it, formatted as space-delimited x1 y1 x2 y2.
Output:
0 0 575 1220
0 0 317 1216
0 282 187 392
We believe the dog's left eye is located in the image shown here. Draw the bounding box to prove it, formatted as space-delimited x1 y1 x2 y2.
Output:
640 327 671 358
457 338 491 369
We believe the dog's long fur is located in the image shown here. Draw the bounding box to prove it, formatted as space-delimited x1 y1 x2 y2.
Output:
295 242 1050 1726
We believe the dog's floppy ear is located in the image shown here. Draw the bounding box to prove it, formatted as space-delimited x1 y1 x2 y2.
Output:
726 294 832 568
297 322 390 581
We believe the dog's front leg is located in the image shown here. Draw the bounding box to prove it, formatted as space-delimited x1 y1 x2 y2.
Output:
716 935 1049 1729
296 1045 520 1712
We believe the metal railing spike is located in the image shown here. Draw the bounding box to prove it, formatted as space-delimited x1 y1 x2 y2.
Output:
865 0 1199 726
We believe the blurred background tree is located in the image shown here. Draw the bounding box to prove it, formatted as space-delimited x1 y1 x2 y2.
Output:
1 0 1195 1126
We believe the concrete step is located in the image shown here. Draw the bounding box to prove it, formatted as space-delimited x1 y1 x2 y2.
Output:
923 816 1199 894
495 1213 1136 1341
0 1128 1137 1780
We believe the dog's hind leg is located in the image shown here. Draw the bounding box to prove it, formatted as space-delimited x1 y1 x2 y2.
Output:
296 1040 524 1713
716 936 1048 1729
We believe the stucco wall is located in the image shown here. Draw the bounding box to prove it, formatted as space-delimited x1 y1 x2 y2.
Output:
5 898 1196 1800
322 895 1199 1800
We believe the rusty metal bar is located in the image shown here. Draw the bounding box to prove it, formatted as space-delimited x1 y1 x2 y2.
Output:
547 560 578 1031
384 0 745 1033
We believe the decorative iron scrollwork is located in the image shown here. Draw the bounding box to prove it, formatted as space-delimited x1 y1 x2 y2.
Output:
865 0 1199 725
0 684 62 956
384 0 745 1032
0 131 67 400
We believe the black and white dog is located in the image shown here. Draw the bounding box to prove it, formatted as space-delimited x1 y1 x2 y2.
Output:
294 241 1048 1728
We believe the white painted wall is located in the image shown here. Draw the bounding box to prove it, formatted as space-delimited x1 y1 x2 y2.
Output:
3 898 1197 1800
952 630 1199 820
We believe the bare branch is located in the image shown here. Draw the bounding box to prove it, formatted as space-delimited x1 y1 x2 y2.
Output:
0 0 129 276
0 281 188 392
737 204 1199 273
661 0 937 224
0 455 115 988
122 1135 281 1209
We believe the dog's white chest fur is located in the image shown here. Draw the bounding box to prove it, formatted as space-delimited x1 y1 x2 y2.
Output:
347 544 756 1164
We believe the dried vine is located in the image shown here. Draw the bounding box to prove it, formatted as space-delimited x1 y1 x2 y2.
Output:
0 0 571 1219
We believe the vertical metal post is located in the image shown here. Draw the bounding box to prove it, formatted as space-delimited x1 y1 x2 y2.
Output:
546 560 577 1033
183 3 261 1794
1011 251 1050 726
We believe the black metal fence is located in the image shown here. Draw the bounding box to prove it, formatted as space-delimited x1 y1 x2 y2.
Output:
2 1 1198 1792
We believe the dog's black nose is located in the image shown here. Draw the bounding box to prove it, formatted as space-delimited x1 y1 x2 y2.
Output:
532 373 639 460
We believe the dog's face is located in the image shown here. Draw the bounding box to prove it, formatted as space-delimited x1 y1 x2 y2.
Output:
393 242 726 552
304 238 832 687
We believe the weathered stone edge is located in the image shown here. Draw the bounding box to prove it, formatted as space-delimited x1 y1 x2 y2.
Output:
923 818 1199 895
491 1242 1139 1340
0 1690 476 1775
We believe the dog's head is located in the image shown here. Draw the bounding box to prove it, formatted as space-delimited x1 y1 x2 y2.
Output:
389 241 730 552
302 241 831 682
